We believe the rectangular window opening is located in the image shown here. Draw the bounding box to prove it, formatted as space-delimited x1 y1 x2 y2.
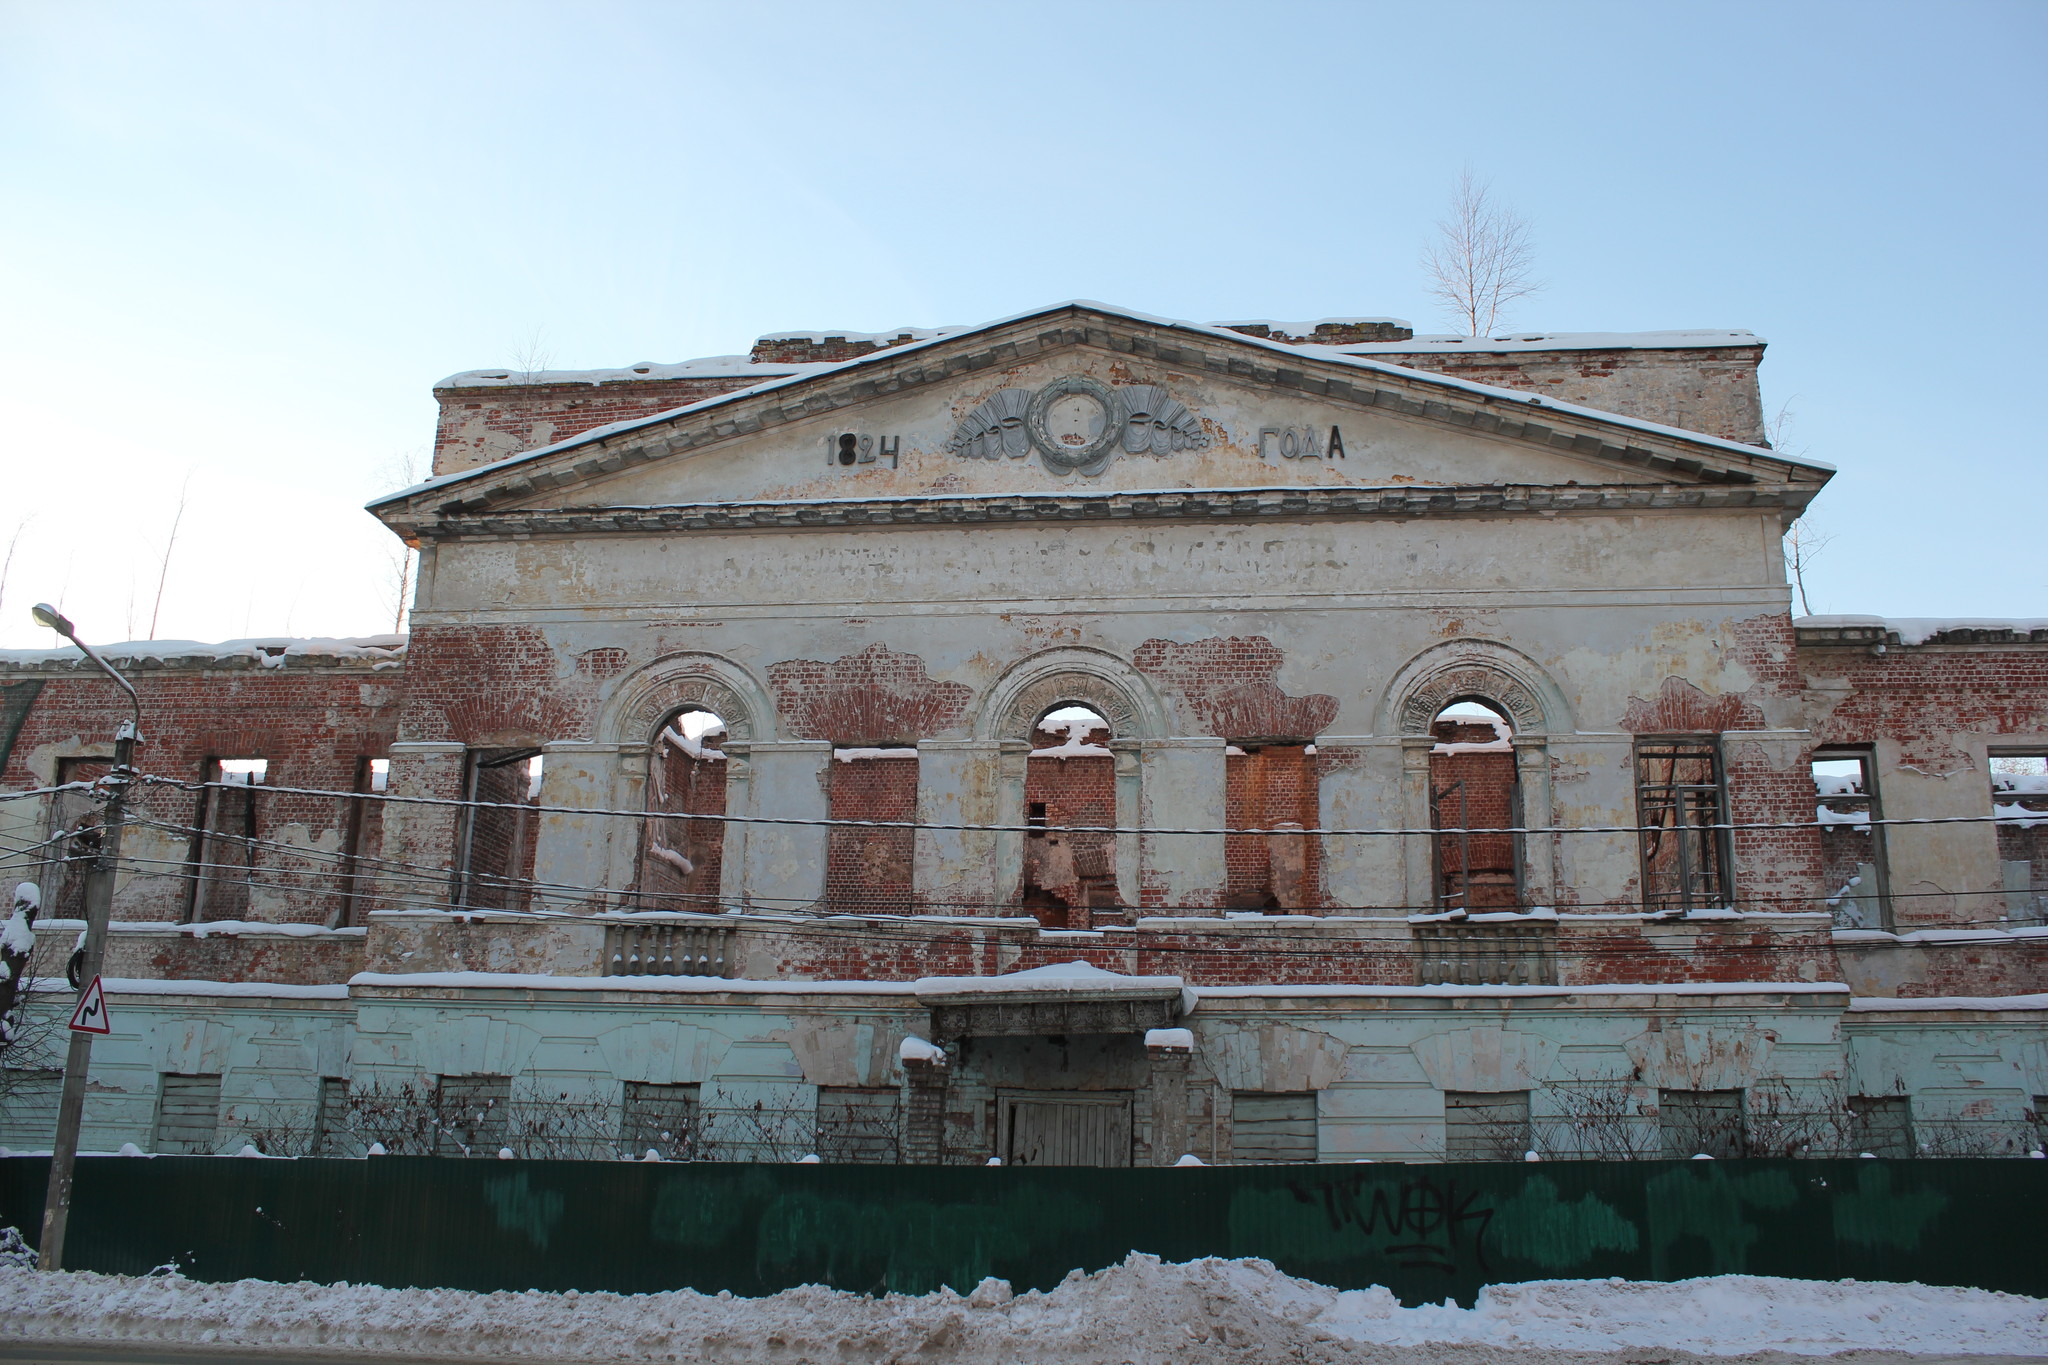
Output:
1992 754 2048 926
1445 1090 1532 1161
1635 739 1731 915
1815 749 1890 931
816 1086 901 1164
1659 1087 1745 1159
1848 1095 1914 1158
1231 1092 1318 1164
620 1081 699 1161
455 748 542 911
153 1073 224 1155
187 757 267 923
433 1074 511 1157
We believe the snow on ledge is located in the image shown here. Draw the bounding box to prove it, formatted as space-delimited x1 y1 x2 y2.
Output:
1334 328 1764 354
349 970 919 995
0 634 406 670
1186 981 1851 1004
86 978 348 1000
914 960 1184 997
1796 614 2048 645
1847 993 2048 1012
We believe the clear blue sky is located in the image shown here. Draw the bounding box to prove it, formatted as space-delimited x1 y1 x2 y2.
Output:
2 0 2041 648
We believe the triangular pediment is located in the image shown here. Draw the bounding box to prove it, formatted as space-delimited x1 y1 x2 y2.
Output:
371 302 1829 538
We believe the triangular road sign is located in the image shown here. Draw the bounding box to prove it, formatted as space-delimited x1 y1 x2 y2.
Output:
68 975 111 1035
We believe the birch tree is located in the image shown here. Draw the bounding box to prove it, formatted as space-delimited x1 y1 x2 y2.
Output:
1421 169 1543 337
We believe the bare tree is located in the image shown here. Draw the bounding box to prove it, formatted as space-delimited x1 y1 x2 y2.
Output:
510 328 553 386
1768 402 1833 615
147 472 192 640
0 515 30 626
374 448 428 634
1421 168 1543 337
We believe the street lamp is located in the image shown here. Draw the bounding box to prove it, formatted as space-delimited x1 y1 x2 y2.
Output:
29 604 142 1273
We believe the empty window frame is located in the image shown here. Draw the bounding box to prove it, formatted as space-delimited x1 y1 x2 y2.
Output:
454 750 541 910
1231 1092 1318 1164
1429 701 1524 912
1991 754 2048 925
153 1073 223 1154
816 1086 901 1164
1223 744 1320 912
1815 750 1891 930
641 711 728 911
186 758 268 922
1444 1090 1532 1161
0 1068 63 1145
1021 705 1118 929
1659 1087 1744 1159
46 756 112 919
434 1074 511 1156
336 757 391 927
824 746 918 913
1848 1095 1914 1158
1635 739 1732 915
620 1081 699 1161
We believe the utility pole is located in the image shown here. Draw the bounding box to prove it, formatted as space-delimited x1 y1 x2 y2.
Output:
30 604 141 1273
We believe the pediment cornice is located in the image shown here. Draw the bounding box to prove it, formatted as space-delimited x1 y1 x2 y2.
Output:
391 482 1803 543
372 304 1828 534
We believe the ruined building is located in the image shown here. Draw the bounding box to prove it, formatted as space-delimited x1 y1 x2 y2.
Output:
2 301 2044 1165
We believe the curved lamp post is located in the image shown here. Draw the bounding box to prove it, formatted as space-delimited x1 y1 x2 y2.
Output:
30 604 141 1272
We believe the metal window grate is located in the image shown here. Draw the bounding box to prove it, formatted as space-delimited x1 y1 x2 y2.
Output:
1659 1087 1745 1159
1636 739 1731 914
619 1080 699 1160
153 1073 223 1154
434 1075 510 1156
603 923 733 977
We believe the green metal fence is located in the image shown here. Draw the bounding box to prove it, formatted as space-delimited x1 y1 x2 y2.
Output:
3 1155 2041 1307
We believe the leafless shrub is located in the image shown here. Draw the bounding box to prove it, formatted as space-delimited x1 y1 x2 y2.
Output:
1421 168 1542 337
1535 1079 1661 1161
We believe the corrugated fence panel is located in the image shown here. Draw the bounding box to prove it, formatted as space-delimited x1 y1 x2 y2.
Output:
2 1156 2043 1307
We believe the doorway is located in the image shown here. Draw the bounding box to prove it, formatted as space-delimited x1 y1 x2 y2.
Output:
1001 1092 1133 1167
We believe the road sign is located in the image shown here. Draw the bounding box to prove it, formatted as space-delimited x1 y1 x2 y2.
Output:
68 975 110 1035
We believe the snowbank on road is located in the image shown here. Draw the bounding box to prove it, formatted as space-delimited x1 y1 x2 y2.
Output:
3 1252 2043 1362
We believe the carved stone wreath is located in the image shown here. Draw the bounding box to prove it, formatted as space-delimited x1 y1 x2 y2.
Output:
1000 672 1142 741
1399 665 1545 735
626 672 754 744
949 378 1208 477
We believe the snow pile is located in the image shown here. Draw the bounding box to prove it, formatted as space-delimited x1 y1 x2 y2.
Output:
2 1253 2044 1361
915 960 1182 998
833 747 917 762
1031 708 1111 760
1431 716 1513 755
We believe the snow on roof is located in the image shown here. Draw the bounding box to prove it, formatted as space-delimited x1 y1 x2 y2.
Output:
1796 615 2048 645
436 356 828 389
0 634 407 670
1213 316 1414 331
377 301 1823 510
754 325 964 345
1331 329 1764 354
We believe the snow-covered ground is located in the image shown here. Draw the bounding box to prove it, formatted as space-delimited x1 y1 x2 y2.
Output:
3 1251 2044 1362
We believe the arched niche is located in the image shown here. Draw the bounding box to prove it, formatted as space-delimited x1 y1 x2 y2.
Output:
1376 640 1573 739
600 653 773 749
974 647 1168 742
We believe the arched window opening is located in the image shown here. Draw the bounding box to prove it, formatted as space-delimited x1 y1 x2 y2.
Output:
1021 705 1118 929
1224 740 1320 913
1429 699 1522 914
642 709 728 911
